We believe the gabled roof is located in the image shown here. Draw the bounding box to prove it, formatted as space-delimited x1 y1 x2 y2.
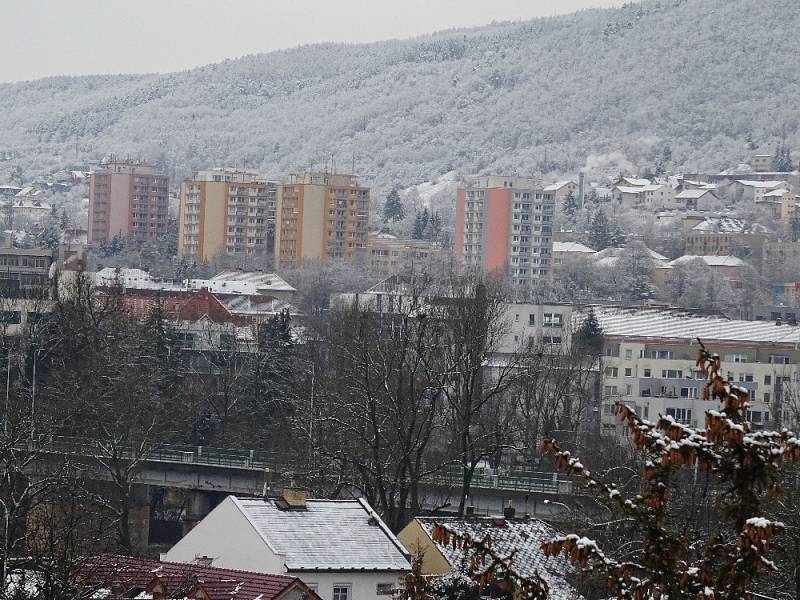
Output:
669 255 746 268
576 306 800 345
675 189 716 199
543 180 576 192
415 517 578 600
763 188 794 198
552 241 596 254
616 177 651 187
80 554 314 600
233 497 411 572
736 180 787 189
594 246 669 262
614 184 663 194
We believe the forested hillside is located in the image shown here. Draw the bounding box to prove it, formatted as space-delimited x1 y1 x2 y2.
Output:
1 0 798 188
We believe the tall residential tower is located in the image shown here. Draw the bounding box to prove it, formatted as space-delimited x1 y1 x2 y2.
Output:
455 176 555 286
274 172 369 267
178 169 277 262
88 160 169 243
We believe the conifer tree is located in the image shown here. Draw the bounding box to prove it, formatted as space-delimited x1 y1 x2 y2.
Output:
383 188 404 223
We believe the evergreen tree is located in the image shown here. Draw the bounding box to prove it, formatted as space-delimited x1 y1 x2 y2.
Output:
573 307 604 355
562 191 578 218
589 208 614 250
382 188 404 223
428 211 442 240
772 141 793 172
618 241 655 301
412 208 429 239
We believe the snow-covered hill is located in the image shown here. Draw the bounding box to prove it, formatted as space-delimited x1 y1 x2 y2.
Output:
0 0 798 190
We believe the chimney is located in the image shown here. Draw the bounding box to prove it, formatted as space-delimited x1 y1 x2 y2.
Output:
503 501 516 520
578 172 585 209
278 488 307 509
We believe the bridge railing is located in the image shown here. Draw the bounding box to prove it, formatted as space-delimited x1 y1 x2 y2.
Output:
28 436 274 471
423 468 576 495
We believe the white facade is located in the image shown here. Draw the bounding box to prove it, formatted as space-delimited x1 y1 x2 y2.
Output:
164 496 409 600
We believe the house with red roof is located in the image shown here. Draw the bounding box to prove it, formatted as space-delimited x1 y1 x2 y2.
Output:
79 553 319 600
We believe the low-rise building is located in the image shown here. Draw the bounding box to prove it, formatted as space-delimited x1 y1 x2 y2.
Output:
672 189 719 211
581 306 800 437
612 184 674 210
398 516 578 600
81 554 318 600
366 232 443 273
733 180 788 203
685 217 770 260
668 254 748 285
164 493 410 600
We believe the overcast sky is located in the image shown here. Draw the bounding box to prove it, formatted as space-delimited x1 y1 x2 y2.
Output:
2 0 622 83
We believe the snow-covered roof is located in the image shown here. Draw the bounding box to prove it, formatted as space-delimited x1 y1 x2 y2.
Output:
615 184 663 194
543 180 576 192
15 186 44 197
763 188 793 198
594 246 669 262
416 517 578 600
206 270 296 294
691 217 752 234
94 268 296 295
736 180 787 189
552 241 596 254
232 497 410 572
617 177 651 187
577 306 800 345
220 295 299 317
669 255 746 268
675 189 715 199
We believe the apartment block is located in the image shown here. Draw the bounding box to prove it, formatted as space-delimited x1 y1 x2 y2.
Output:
88 160 169 243
178 169 277 262
366 232 443 273
455 176 555 286
588 306 800 437
274 172 369 267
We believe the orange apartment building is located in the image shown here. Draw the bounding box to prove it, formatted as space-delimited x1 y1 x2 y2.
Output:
178 169 277 262
274 172 369 267
88 160 169 243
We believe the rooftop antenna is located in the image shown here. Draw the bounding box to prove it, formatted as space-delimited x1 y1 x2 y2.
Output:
351 151 355 177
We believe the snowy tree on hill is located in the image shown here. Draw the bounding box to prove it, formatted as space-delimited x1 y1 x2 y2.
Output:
772 141 793 172
412 208 430 240
589 208 625 250
617 241 655 301
383 188 404 223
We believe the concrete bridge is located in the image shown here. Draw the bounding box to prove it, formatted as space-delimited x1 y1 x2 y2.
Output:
22 436 580 549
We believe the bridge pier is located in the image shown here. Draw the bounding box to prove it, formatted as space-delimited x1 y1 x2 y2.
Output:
129 484 151 553
182 489 216 536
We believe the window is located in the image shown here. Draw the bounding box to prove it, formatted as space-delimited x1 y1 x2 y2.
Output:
652 350 673 360
764 392 771 403
625 384 633 396
739 373 754 383
666 407 692 425
624 349 633 360
528 314 535 326
643 368 651 378
333 585 351 600
604 385 618 396
543 313 563 328
661 369 683 379
746 410 763 424
724 354 748 363
764 375 772 385
769 355 790 365
377 583 394 596
680 387 699 399
604 367 618 377
624 368 633 377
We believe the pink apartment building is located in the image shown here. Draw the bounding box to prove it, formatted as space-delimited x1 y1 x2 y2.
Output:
88 159 170 243
456 176 555 286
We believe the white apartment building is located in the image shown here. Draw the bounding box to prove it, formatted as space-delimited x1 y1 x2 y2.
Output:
582 306 800 438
